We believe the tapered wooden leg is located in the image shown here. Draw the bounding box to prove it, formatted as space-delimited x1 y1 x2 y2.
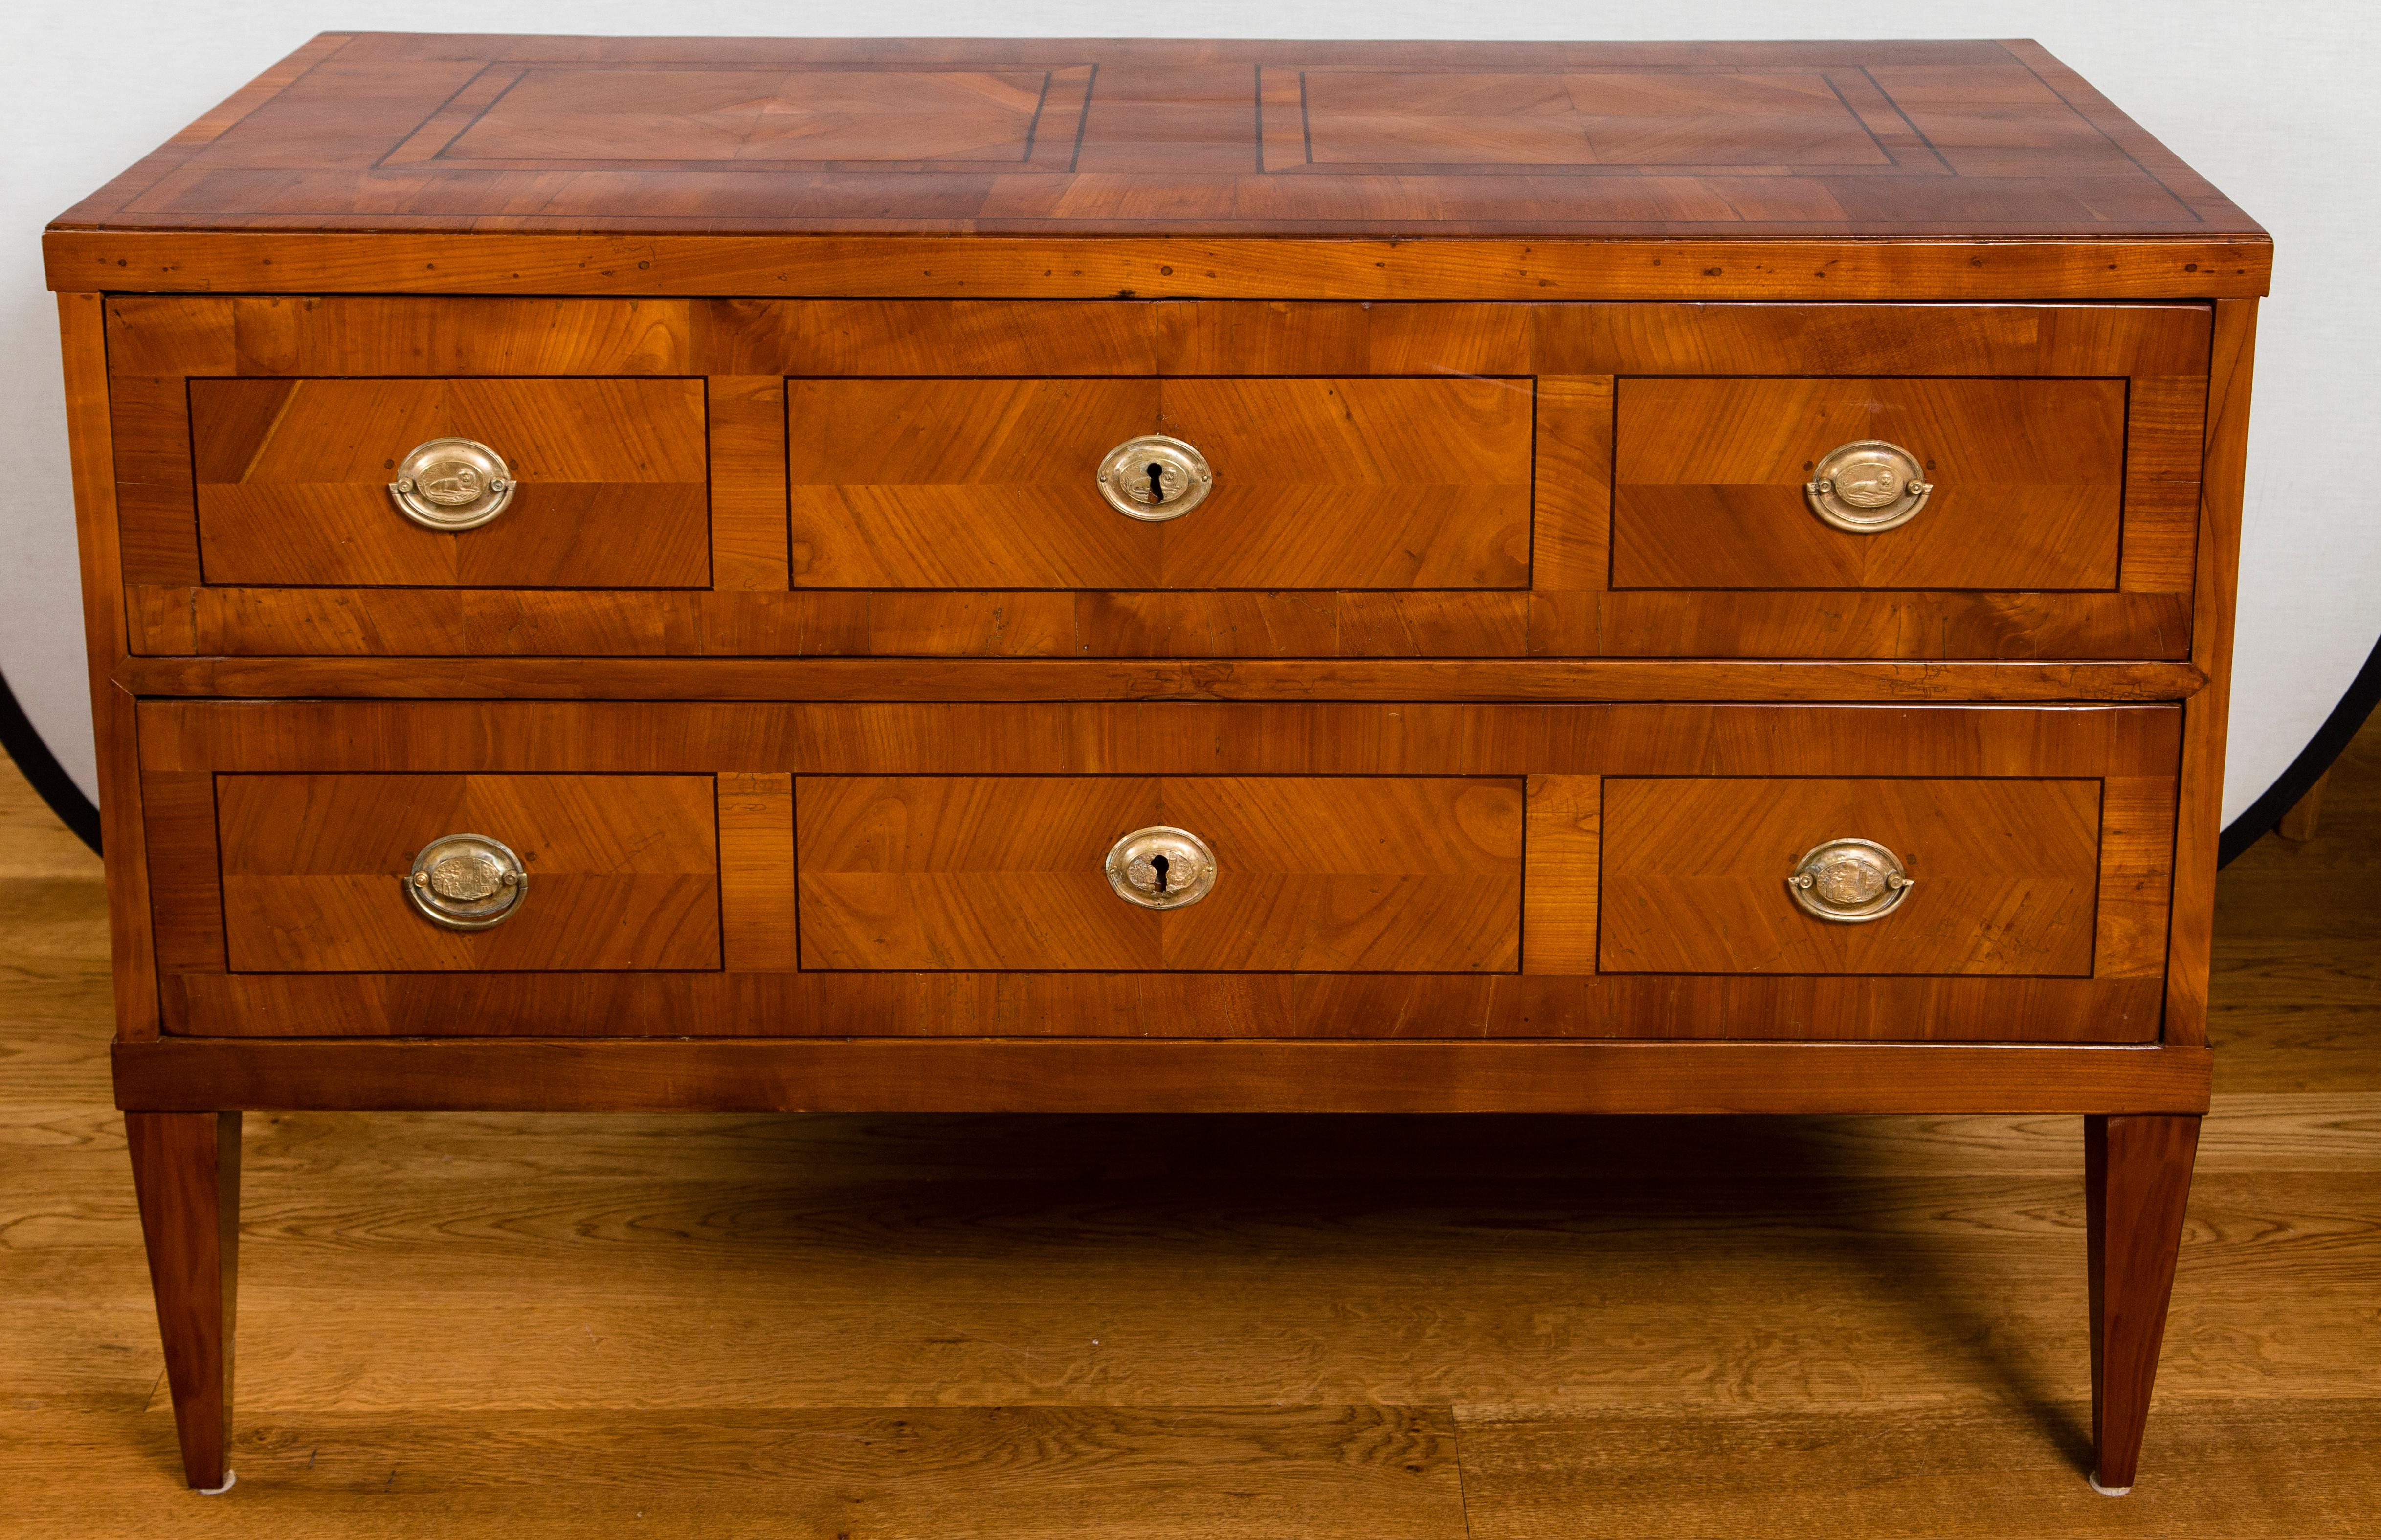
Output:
2085 1112 2199 1494
127 1111 242 1491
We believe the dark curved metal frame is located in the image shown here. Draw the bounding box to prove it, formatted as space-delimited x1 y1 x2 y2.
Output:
0 669 101 852
2217 631 2381 866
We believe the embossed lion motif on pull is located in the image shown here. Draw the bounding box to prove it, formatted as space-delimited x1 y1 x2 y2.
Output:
1831 461 1906 510
417 460 485 507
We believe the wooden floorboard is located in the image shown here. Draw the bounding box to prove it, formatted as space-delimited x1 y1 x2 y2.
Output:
2 723 2377 1534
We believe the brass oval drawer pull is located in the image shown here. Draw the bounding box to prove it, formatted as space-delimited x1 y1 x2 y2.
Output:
1104 826 1218 910
389 437 516 530
1096 435 1212 521
1804 440 1932 533
405 833 528 930
1787 838 1913 924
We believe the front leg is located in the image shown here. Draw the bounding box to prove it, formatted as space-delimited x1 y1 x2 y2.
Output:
2085 1112 2200 1495
127 1111 242 1492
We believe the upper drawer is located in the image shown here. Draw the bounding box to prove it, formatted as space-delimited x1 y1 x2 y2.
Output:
190 377 711 587
785 377 1533 589
1613 378 2125 591
106 297 2208 662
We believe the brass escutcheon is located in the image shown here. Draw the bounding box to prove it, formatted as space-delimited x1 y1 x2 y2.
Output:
1096 435 1213 521
1103 826 1218 910
1787 837 1913 924
389 438 516 531
404 833 528 930
1804 440 1932 533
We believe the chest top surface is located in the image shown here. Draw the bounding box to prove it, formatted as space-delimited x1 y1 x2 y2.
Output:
57 34 2260 243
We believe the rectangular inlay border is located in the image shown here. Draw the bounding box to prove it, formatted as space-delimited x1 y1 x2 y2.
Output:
380 61 1099 174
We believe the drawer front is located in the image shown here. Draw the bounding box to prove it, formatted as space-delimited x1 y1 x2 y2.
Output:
1613 379 2125 591
1600 777 2103 976
114 299 2206 662
796 776 1525 971
190 377 711 588
216 773 722 971
786 378 1533 589
141 700 2177 1043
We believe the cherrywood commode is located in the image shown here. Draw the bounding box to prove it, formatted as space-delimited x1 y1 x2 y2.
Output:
49 35 2266 1499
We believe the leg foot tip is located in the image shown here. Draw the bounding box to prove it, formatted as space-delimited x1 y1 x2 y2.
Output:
2088 1470 2132 1497
196 1470 236 1496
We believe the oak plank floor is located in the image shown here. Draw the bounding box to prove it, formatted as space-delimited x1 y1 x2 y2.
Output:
2 726 2377 1537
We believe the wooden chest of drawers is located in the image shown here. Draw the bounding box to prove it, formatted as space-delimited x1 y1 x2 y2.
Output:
48 35 2267 1498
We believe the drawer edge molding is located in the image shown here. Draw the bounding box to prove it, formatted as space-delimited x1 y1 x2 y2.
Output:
112 1038 2214 1116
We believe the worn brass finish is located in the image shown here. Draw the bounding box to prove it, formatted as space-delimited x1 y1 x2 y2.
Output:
1103 826 1218 910
389 438 516 530
404 833 528 930
1095 435 1213 521
1787 837 1914 923
1804 440 1932 533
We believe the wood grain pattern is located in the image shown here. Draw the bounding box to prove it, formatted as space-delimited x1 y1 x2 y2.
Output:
215 774 723 972
49 227 2271 300
51 37 2264 244
135 700 2182 780
1600 778 2105 976
1612 378 2126 590
109 1036 2213 1114
703 376 791 592
796 777 1525 972
1535 590 2194 662
2087 1113 2202 1491
2165 299 2258 1047
2096 777 2179 981
786 377 1532 590
125 1110 239 1491
1522 775 1599 976
140 771 224 973
190 377 710 588
55 293 160 1041
111 656 2212 703
156 970 2167 1045
718 773 797 972
2117 375 2208 595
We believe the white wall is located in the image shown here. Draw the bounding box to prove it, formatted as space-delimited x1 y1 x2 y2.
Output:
9 2 2376 825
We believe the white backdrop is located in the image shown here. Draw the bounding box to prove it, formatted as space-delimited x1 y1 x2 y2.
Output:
8 2 2377 827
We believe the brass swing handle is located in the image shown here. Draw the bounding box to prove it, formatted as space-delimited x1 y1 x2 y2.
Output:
1787 838 1913 924
405 833 528 930
1805 440 1932 533
389 438 515 531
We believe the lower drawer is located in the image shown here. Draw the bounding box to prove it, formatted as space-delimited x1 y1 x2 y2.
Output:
138 699 2180 1043
797 776 1524 972
216 773 722 971
1600 777 2104 976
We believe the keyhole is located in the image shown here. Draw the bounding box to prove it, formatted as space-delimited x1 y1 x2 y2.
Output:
1145 462 1167 504
1149 853 1170 893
